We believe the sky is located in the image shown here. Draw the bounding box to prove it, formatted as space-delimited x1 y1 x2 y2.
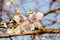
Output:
0 0 60 40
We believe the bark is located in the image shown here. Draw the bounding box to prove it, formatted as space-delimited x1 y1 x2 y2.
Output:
0 29 60 38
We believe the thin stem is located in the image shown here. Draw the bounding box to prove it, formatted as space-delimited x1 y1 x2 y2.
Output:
9 37 13 40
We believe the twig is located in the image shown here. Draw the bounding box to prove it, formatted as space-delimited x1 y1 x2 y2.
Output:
9 37 13 40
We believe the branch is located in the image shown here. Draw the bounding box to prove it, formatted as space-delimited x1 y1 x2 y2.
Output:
9 37 13 40
0 25 7 28
44 8 60 16
0 28 60 38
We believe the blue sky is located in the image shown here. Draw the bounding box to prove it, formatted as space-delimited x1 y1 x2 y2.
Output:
1 0 60 40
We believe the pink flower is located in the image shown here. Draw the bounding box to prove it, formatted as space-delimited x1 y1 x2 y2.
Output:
29 14 34 20
36 12 44 20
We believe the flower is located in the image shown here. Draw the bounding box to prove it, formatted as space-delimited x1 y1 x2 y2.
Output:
7 29 13 34
29 14 35 20
5 1 11 6
36 12 44 21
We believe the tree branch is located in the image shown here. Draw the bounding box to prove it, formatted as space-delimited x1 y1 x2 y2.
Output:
43 8 60 26
0 28 60 38
44 8 60 16
9 37 13 40
0 25 7 28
